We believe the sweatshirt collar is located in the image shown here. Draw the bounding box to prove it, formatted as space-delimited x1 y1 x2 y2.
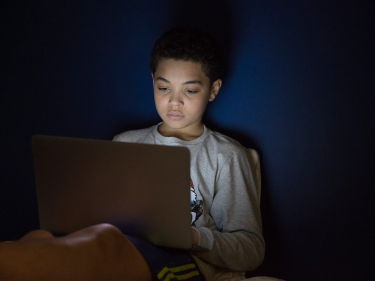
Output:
152 122 209 145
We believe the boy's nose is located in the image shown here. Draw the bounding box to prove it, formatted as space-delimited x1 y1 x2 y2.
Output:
168 92 183 107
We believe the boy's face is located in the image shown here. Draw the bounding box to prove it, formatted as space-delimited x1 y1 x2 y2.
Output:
152 59 221 140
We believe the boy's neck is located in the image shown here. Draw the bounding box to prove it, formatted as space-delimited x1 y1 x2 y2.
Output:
157 122 204 141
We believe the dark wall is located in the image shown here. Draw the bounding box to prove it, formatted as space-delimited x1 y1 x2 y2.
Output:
1 1 374 280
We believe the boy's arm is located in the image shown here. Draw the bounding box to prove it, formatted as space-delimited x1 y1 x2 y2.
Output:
190 148 265 272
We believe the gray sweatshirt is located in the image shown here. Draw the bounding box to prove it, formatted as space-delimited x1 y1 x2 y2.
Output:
113 124 265 272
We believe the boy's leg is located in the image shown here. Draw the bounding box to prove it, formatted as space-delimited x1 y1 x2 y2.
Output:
0 223 157 281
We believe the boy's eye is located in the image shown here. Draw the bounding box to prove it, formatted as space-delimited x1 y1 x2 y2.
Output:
186 90 198 94
158 87 168 91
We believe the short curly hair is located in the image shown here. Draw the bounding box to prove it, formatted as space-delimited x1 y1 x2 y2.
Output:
149 28 222 83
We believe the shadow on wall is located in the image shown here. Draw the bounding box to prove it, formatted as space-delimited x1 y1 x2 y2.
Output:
167 1 286 278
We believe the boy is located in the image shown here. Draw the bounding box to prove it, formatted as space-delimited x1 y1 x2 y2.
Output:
0 29 264 281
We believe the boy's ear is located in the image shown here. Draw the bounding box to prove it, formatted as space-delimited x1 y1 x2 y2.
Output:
151 73 154 86
209 79 222 102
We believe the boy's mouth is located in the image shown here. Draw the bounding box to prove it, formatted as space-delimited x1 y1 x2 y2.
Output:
167 112 184 121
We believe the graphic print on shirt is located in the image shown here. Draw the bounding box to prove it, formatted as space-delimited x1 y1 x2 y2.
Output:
190 178 203 227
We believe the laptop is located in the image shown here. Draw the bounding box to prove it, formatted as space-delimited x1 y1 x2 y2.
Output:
32 135 192 249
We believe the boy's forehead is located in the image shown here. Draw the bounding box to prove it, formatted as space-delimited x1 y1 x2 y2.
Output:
154 59 209 83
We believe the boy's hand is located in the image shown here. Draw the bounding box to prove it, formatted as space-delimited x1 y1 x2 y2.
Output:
191 228 199 245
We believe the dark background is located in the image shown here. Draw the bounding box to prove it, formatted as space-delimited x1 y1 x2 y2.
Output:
1 1 374 280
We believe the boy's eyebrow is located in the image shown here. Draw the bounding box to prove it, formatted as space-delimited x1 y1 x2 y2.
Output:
156 77 170 83
156 77 203 85
183 80 203 85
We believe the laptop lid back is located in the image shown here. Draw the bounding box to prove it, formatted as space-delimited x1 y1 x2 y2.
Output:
32 135 192 249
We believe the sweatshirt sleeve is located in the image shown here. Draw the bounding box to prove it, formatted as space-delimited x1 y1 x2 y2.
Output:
190 147 265 271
